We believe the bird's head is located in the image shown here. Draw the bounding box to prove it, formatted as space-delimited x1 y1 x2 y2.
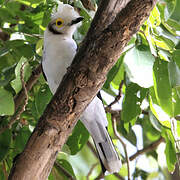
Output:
47 4 83 36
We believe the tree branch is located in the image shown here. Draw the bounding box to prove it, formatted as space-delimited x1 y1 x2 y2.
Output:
129 136 164 161
9 0 157 179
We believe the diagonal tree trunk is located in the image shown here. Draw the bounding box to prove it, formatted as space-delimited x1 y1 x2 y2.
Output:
9 0 158 179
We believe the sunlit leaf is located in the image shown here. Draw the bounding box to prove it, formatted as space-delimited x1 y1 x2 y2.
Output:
124 46 155 88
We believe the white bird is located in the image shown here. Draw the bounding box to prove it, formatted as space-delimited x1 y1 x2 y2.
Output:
42 3 121 174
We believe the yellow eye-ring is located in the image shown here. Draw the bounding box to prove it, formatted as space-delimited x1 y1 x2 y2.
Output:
56 18 64 28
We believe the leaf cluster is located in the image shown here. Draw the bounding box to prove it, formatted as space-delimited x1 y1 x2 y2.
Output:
0 0 180 179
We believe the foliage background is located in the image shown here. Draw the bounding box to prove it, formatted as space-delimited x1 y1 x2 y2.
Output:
0 0 180 179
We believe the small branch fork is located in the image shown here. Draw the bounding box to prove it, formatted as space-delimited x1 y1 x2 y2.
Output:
129 136 164 161
106 80 124 110
86 162 98 180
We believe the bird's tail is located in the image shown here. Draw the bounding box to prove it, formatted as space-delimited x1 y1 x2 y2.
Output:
81 96 121 173
92 124 121 174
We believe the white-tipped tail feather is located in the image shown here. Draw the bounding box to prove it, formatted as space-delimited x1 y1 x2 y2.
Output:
81 96 121 173
94 126 122 173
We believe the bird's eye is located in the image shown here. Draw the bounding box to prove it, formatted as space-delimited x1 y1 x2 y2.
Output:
56 18 64 28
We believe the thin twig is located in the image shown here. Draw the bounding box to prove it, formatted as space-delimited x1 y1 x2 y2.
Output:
129 136 164 161
54 161 76 180
112 115 130 180
0 62 29 134
87 163 98 180
95 172 104 180
87 141 98 157
9 62 29 127
14 64 42 111
114 173 125 180
0 64 42 134
106 80 124 109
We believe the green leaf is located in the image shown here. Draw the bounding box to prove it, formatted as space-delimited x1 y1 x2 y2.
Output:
162 129 177 172
149 6 161 27
0 47 9 58
142 116 160 142
11 57 32 94
124 46 155 88
35 84 52 118
122 83 147 122
104 55 124 89
163 0 176 21
172 87 180 116
149 110 162 132
0 129 12 161
0 8 17 23
172 50 180 69
170 0 180 22
14 126 31 153
153 58 173 116
149 88 171 128
66 121 89 155
168 60 180 88
117 121 137 146
0 166 5 180
0 65 16 86
111 56 124 90
0 87 14 115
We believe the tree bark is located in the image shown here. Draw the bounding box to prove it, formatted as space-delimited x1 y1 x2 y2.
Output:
9 0 157 179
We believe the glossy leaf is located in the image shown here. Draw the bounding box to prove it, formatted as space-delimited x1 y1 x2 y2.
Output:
124 46 155 88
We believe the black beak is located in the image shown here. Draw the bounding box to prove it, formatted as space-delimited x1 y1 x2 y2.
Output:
71 17 84 25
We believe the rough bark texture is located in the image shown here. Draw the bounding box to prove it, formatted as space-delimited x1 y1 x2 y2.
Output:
9 0 157 179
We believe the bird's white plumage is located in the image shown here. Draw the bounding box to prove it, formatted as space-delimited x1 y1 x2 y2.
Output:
42 3 121 174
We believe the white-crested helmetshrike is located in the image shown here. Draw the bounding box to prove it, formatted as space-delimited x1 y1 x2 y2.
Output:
42 3 121 174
